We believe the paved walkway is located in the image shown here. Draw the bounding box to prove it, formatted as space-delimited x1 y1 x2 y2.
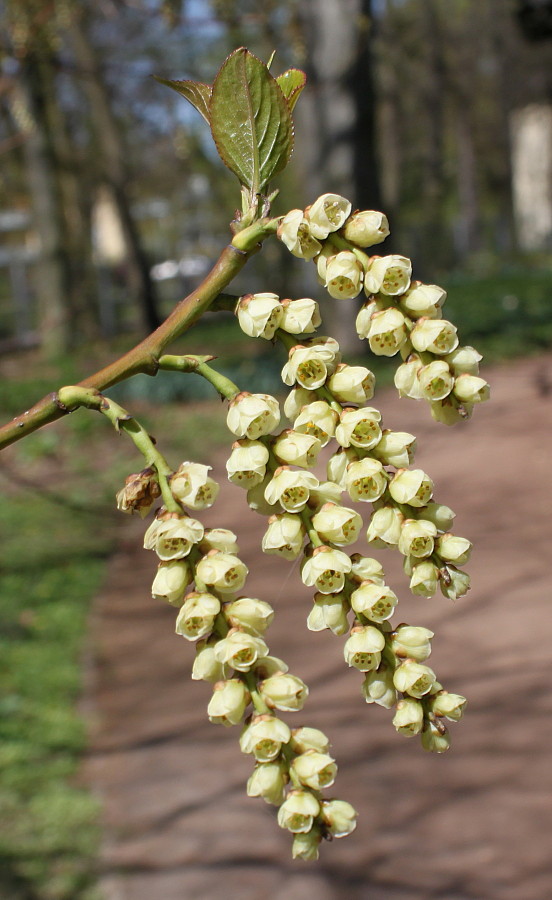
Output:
83 357 552 900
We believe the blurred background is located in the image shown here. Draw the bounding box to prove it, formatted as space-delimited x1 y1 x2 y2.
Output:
1 1 552 898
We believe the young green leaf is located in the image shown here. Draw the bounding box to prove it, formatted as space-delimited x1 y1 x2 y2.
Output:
209 48 294 194
154 77 212 124
276 69 307 112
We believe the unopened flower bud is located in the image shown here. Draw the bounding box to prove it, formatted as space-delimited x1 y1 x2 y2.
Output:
398 519 437 558
362 665 397 708
278 209 322 259
195 550 248 594
236 292 283 339
214 629 269 671
445 345 482 376
393 698 424 735
262 512 305 560
410 317 459 355
440 565 470 600
408 559 439 598
280 297 321 335
389 468 433 508
302 545 352 594
292 828 322 861
391 625 434 661
343 625 385 671
350 582 398 623
292 750 337 790
453 373 490 404
253 655 289 679
264 467 319 513
399 281 446 319
294 400 339 447
345 457 388 503
247 762 287 805
431 397 473 425
207 678 249 726
367 506 404 547
326 447 357 487
327 363 376 403
226 439 269 488
324 251 364 299
199 528 239 554
290 727 330 755
364 254 412 296
283 386 313 421
227 392 280 440
429 690 467 721
366 308 409 357
350 554 385 583
421 502 455 531
260 673 309 711
240 715 291 762
335 406 382 450
311 502 363 546
342 210 389 247
393 660 436 697
320 799 357 837
247 475 281 516
175 590 221 640
394 356 425 399
224 596 274 635
372 430 417 468
436 533 472 565
421 720 451 753
307 591 350 635
191 638 225 682
277 789 321 833
272 429 322 469
170 461 219 510
309 480 344 508
305 193 352 239
418 360 454 401
152 560 192 605
116 467 160 517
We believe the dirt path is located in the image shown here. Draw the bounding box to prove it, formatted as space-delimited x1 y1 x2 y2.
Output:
83 356 552 900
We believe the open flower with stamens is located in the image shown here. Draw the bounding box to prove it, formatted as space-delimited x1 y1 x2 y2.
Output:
345 457 388 503
364 254 412 296
294 400 339 447
365 308 410 357
240 715 292 762
343 624 385 671
350 581 398 623
277 209 322 259
175 591 221 640
195 550 248 594
407 559 440 597
389 468 434 508
327 364 376 404
214 628 269 671
144 514 204 560
335 406 382 450
399 281 446 319
393 698 424 735
226 439 269 488
311 502 363 546
264 467 319 513
262 512 305 560
291 750 337 790
410 317 459 355
398 519 437 558
324 251 364 299
227 392 280 440
280 297 321 335
170 462 220 510
302 545 353 594
418 360 454 402
277 789 321 833
282 345 333 390
305 193 352 239
272 429 322 469
393 660 437 698
236 292 283 339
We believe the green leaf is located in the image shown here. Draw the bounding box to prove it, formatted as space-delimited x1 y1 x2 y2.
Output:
154 77 211 124
276 69 307 112
209 48 294 193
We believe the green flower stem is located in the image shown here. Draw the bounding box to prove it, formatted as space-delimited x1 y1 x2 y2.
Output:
56 386 180 513
158 355 240 401
327 233 372 270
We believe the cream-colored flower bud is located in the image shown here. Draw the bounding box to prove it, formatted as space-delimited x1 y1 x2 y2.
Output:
343 625 385 671
302 545 352 594
305 192 352 239
366 506 404 547
422 502 455 531
320 799 357 838
394 660 436 698
431 398 473 425
116 467 161 517
290 727 330 755
191 638 225 682
355 297 385 336
445 345 482 376
260 673 309 712
311 502 363 546
226 392 280 440
280 297 321 335
294 400 339 447
240 715 292 762
408 559 439 598
324 251 364 299
214 629 268 672
253 655 289 679
326 448 357 488
292 750 337 790
398 519 437 558
262 513 305 560
309 480 344 509
350 553 385 583
418 360 454 402
225 596 274 636
236 292 283 339
307 592 350 635
264 467 319 513
277 789 321 833
372 430 417 468
292 829 322 861
281 345 330 390
391 625 434 661
226 439 269 488
327 363 376 403
143 515 204 560
199 528 239 555
362 665 397 708
175 591 221 640
440 566 470 600
350 581 398 623
207 678 249 726
410 317 459 355
364 254 412 296
367 308 409 357
394 356 425 400
283 386 312 421
342 209 390 247
393 698 424 735
247 475 281 516
345 457 388 503
389 468 433 508
195 550 248 594
399 281 446 319
336 406 382 450
152 560 192 605
170 461 219 510
436 533 472 565
429 690 467 721
421 720 451 753
277 209 322 259
272 429 322 469
453 373 490 404
247 762 287 805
